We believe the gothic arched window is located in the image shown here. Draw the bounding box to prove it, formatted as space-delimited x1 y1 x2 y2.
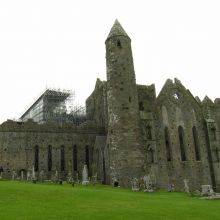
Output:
34 145 39 171
73 145 78 171
192 126 201 161
164 127 172 161
85 145 90 170
60 145 65 171
47 145 52 171
178 126 187 161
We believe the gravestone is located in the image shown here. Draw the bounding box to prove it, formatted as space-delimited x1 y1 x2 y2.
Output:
27 171 31 181
167 182 175 192
67 172 73 184
201 185 214 196
183 179 190 193
39 170 44 182
21 170 24 180
92 173 98 185
143 175 154 192
53 170 59 183
12 170 17 180
32 166 36 181
131 178 140 191
82 165 89 185
112 177 119 187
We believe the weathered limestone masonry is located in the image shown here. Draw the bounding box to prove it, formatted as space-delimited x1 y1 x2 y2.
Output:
86 20 220 191
0 120 105 180
105 20 145 187
0 20 220 191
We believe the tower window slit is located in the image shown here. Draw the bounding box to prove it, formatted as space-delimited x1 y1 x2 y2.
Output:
117 40 122 48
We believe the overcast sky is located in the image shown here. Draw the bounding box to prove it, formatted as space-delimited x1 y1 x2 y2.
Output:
0 0 220 123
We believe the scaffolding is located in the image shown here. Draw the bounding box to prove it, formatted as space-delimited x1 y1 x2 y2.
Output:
20 89 86 125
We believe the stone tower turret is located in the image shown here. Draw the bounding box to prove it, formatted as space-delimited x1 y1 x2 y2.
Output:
105 20 145 187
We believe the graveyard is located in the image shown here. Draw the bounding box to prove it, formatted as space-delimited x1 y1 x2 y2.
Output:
0 180 219 220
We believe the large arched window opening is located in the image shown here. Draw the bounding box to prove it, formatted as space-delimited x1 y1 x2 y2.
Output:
47 145 52 171
60 145 65 171
192 126 201 161
178 126 187 161
73 145 78 171
34 145 39 171
164 127 172 161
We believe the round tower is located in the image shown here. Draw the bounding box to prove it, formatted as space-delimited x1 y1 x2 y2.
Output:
105 20 145 187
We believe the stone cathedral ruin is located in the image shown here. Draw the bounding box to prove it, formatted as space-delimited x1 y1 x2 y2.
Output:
0 20 220 192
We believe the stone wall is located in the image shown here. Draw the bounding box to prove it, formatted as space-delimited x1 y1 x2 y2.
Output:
156 79 212 190
0 120 105 181
105 22 145 187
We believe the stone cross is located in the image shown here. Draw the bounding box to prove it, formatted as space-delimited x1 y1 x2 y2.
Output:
143 175 154 192
131 178 140 191
183 179 190 193
27 171 31 181
82 164 89 185
12 170 17 180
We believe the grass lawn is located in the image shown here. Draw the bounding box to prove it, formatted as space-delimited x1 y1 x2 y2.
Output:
0 180 219 220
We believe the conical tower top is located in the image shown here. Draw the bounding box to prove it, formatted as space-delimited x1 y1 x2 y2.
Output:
106 19 130 40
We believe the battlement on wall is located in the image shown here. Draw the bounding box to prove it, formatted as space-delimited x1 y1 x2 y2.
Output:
0 119 105 134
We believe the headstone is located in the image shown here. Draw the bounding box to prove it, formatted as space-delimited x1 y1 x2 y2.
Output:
27 171 31 181
131 178 140 191
167 182 175 192
183 179 190 193
39 170 44 182
143 175 154 192
21 170 24 180
112 177 119 187
32 166 36 181
82 165 89 185
75 172 79 184
53 170 59 183
67 172 73 184
12 170 17 180
92 173 98 185
201 185 214 196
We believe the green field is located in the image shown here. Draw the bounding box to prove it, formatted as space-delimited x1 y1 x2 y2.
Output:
0 180 219 220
